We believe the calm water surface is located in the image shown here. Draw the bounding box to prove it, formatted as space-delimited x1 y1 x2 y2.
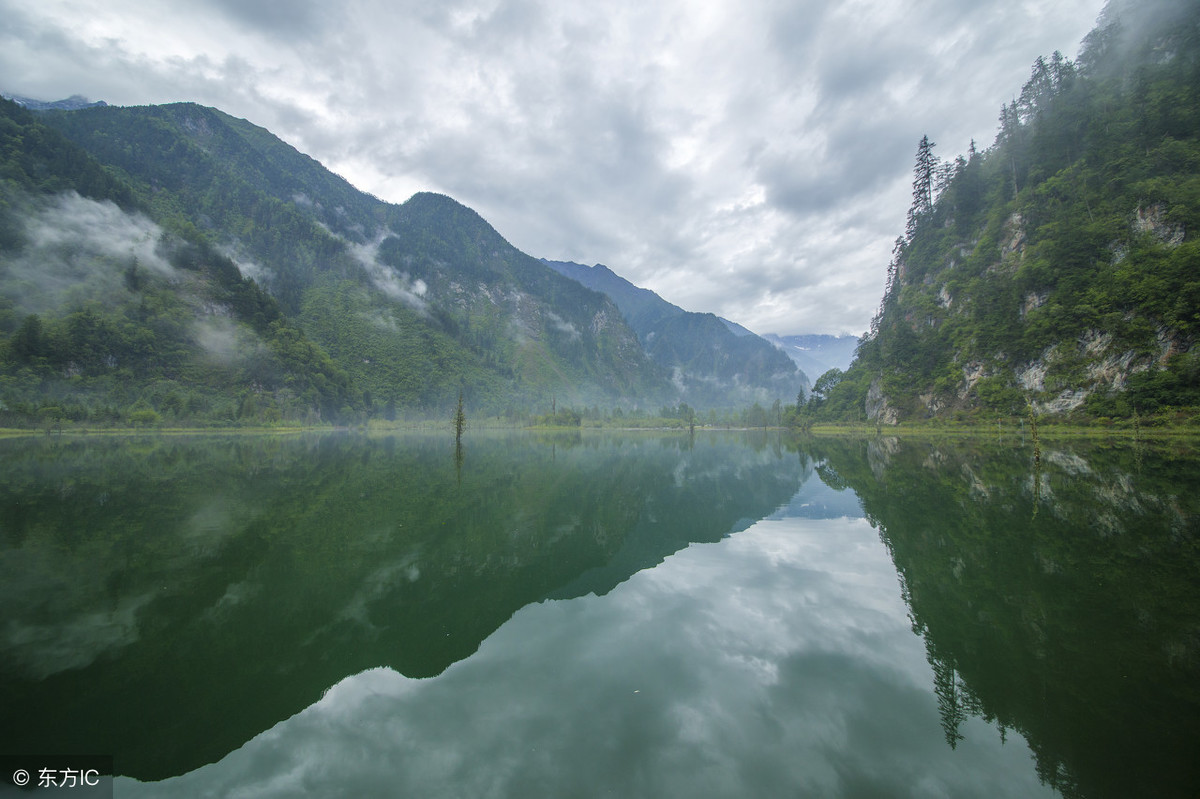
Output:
1 431 1197 797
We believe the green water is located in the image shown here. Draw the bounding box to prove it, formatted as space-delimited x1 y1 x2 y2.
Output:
1 431 1197 797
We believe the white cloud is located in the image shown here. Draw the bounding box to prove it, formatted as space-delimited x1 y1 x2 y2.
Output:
2 191 178 314
346 236 429 312
1 0 1106 334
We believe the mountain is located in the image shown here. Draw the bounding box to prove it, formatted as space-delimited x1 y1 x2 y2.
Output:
0 97 673 427
802 0 1200 424
718 318 757 337
3 94 108 111
543 260 683 332
763 334 859 380
0 98 360 426
545 260 808 407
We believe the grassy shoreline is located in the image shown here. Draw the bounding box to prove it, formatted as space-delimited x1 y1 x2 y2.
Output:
801 421 1200 440
5 415 1200 440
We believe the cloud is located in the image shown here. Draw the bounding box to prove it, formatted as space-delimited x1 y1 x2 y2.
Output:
1 0 1106 335
220 248 274 286
1 191 178 315
346 237 428 312
2 591 155 680
204 0 332 40
545 310 580 339
192 315 268 367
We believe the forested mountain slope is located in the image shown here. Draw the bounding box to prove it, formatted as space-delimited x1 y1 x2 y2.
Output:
0 98 673 426
0 98 357 426
546 259 808 407
544 260 684 333
42 102 670 413
803 0 1200 424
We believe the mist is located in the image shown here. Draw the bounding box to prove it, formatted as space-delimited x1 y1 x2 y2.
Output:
347 236 428 313
1083 0 1197 70
0 191 178 316
192 314 265 368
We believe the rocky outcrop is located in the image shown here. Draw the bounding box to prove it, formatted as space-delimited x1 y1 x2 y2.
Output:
866 376 900 425
1133 203 1185 247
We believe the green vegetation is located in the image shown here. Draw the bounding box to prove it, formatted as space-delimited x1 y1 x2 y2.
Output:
800 0 1200 426
0 95 685 428
545 260 808 406
809 435 1200 798
0 98 363 427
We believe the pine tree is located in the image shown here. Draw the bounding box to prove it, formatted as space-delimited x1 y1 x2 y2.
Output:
905 136 937 240
996 101 1023 196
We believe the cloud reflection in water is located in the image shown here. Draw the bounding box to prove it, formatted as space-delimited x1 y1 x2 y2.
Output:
119 512 1053 798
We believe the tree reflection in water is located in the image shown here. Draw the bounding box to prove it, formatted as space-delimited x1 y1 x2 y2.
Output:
810 436 1200 799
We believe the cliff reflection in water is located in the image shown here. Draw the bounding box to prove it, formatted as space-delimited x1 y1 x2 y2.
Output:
809 435 1200 799
0 431 801 781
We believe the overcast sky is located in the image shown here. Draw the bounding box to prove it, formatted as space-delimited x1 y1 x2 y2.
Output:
2 0 1105 336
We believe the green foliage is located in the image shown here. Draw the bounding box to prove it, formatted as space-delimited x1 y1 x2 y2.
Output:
0 203 357 427
0 97 134 206
545 260 805 408
658 402 696 422
533 406 583 427
297 280 507 413
0 98 370 428
0 95 675 425
823 1 1200 423
128 407 160 427
789 366 876 425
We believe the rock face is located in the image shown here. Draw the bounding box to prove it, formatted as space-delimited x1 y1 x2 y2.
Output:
866 376 899 425
1134 203 1185 247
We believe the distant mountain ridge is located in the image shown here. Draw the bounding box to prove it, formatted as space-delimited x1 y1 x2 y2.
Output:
542 260 683 332
3 93 107 111
545 260 809 406
763 334 859 380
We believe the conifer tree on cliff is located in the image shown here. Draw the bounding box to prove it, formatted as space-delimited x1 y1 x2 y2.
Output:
906 135 937 240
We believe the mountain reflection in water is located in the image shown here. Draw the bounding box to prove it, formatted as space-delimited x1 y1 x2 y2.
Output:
1 432 1197 797
808 435 1200 799
0 432 799 780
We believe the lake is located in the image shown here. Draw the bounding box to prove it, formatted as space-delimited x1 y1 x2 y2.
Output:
1 431 1198 797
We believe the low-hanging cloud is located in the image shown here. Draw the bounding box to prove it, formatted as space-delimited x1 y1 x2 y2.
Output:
346 236 428 312
545 310 580 340
220 246 275 288
1 191 178 316
192 315 265 367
